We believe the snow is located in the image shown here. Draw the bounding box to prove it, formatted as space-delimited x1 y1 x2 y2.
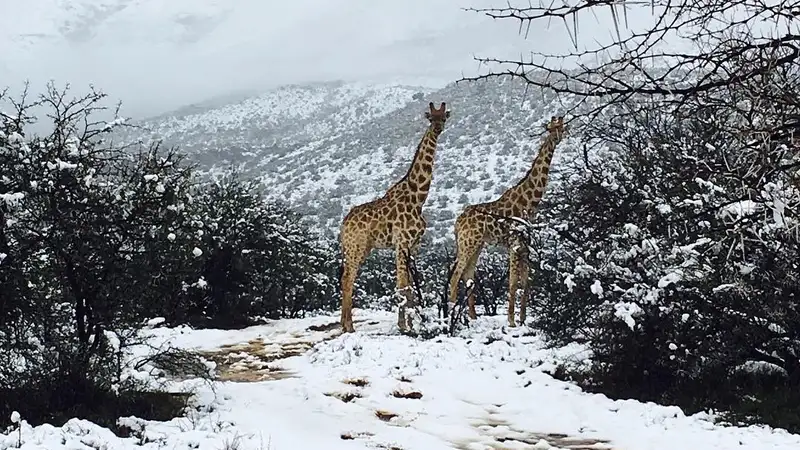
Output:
719 200 761 220
3 310 800 450
658 271 683 288
613 301 643 331
590 280 603 296
0 192 24 207
563 274 576 292
46 159 78 170
145 317 166 328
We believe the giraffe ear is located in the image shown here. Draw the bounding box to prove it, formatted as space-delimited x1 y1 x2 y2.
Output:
445 111 451 119
425 111 432 120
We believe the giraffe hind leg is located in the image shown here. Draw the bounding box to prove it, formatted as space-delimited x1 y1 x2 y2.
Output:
340 238 371 333
447 241 482 322
507 242 530 328
507 257 518 327
518 255 530 325
463 251 480 320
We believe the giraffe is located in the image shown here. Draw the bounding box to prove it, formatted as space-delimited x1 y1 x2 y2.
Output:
339 102 451 333
447 116 567 327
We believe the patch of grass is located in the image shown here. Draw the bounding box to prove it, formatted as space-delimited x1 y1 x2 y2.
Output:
392 389 423 400
324 391 362 403
307 322 341 332
375 410 398 421
143 347 214 380
343 377 369 387
307 318 374 333
340 431 374 440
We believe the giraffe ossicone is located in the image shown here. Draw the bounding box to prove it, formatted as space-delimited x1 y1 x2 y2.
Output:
339 101 451 333
447 115 568 328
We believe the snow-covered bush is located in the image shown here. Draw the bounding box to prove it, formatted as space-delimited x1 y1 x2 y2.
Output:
0 84 209 428
530 64 800 429
171 172 338 328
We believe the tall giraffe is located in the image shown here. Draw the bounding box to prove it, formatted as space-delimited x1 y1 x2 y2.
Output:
339 102 451 333
447 116 567 327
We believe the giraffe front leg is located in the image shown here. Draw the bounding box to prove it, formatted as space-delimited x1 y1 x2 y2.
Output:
517 250 531 326
340 239 370 333
507 248 522 328
395 247 415 333
340 263 358 333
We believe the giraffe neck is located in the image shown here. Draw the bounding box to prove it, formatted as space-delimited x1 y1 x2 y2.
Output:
501 133 561 215
392 125 441 208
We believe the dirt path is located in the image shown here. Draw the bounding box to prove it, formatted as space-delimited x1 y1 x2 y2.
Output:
194 317 620 449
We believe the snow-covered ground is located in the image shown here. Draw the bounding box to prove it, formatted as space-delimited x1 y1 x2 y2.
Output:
3 310 800 450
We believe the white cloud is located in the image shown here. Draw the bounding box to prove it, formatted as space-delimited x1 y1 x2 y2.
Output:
0 0 667 119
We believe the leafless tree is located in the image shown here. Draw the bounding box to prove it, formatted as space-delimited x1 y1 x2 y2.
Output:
463 1 800 116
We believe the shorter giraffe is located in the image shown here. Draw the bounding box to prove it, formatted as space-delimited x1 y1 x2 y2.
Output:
339 102 451 333
447 116 567 327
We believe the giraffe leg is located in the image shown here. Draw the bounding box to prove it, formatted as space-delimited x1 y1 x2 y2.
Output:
518 249 531 326
463 251 480 320
507 248 522 328
340 239 371 333
447 240 482 313
395 246 415 332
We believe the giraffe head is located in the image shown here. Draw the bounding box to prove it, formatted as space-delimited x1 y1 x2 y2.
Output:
424 102 450 135
544 116 567 140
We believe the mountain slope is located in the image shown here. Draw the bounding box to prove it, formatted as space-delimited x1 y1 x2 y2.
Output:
120 81 435 171
123 77 584 241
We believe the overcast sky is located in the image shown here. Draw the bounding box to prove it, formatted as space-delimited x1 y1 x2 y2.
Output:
0 0 664 119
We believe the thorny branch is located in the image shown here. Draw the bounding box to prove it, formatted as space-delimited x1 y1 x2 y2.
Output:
461 1 800 120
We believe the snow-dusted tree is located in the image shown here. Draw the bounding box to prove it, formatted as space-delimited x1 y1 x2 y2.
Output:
176 172 338 327
527 62 800 428
0 84 206 427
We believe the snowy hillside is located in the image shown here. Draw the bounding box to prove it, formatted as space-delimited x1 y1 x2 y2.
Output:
121 77 585 240
3 310 799 450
